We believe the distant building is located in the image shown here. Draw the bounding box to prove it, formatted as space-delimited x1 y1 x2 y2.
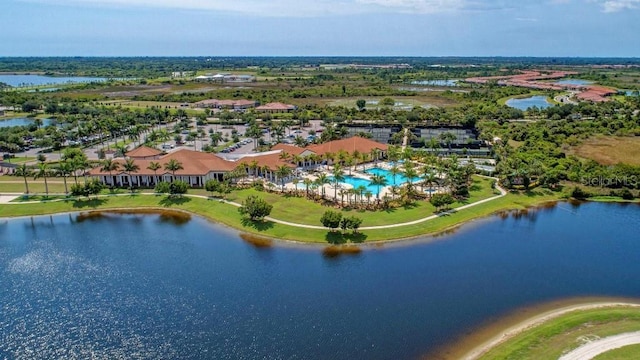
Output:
194 73 256 83
255 102 297 113
193 99 257 111
171 71 192 78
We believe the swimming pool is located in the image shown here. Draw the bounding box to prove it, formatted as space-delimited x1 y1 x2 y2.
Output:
334 175 381 195
365 167 419 186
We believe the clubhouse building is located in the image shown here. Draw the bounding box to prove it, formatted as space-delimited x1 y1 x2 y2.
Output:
88 136 388 188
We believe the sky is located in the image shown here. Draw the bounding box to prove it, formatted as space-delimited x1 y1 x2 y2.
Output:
1 0 639 56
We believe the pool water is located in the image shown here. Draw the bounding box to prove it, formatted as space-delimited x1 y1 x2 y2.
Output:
366 167 419 186
328 167 420 196
335 175 381 195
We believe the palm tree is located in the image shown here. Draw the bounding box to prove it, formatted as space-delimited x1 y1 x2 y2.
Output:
164 159 183 182
331 164 345 201
147 161 162 186
123 158 140 191
422 169 438 197
344 156 355 175
359 151 368 171
369 174 388 200
34 162 51 197
350 150 361 168
279 151 291 162
101 159 120 187
57 161 73 194
275 165 292 191
403 162 419 191
389 185 400 200
15 164 32 194
115 144 128 158
314 173 330 198
247 160 260 179
387 145 401 163
302 178 313 198
389 164 401 185
356 185 367 205
370 148 380 166
365 190 373 204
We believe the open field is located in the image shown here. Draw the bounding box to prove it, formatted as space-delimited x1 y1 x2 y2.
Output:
570 136 640 166
327 96 452 109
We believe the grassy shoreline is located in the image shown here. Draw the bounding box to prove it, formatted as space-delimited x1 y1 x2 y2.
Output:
467 303 640 359
0 188 563 244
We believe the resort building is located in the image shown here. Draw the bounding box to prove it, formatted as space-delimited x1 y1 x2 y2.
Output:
88 136 388 188
194 74 256 83
255 102 297 113
193 99 257 111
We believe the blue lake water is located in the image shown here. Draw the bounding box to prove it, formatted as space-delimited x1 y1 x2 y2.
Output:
505 95 553 111
0 118 53 128
555 79 593 86
411 79 459 86
1 202 640 359
0 74 108 87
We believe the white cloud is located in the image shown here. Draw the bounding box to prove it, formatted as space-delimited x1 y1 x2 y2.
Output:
515 17 538 21
588 0 640 12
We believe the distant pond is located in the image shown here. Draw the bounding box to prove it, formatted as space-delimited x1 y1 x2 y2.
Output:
0 74 109 87
0 118 53 128
410 79 459 86
505 95 553 111
555 79 593 86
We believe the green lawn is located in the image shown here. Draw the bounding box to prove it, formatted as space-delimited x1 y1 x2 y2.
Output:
594 343 640 359
478 306 640 360
225 176 498 227
2 156 36 164
0 184 561 243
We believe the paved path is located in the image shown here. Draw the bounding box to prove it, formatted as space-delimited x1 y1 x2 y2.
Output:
463 303 640 360
0 195 20 203
558 331 640 360
1 177 506 232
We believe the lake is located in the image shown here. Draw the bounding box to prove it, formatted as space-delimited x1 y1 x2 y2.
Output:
0 118 53 128
1 202 640 359
505 95 553 110
411 79 459 86
0 74 108 87
555 79 593 86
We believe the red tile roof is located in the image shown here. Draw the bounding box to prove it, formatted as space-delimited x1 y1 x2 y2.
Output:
237 153 295 171
306 136 388 156
125 145 162 158
255 102 296 111
89 149 236 176
271 143 308 156
465 70 615 102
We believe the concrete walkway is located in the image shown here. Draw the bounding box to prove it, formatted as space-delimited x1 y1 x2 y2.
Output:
559 331 640 360
1 177 507 232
